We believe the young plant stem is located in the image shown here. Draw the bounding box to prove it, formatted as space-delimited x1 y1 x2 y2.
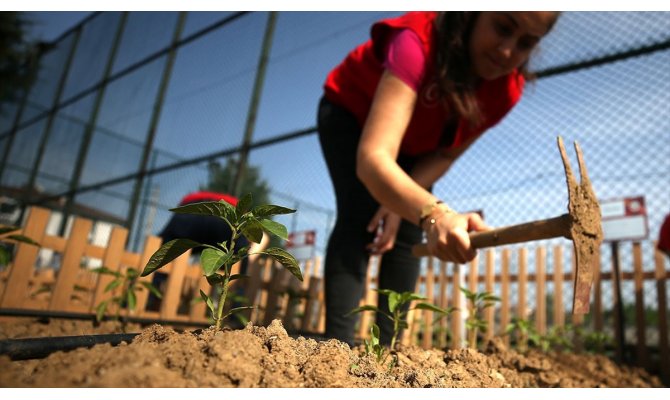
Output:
468 324 478 349
214 227 238 329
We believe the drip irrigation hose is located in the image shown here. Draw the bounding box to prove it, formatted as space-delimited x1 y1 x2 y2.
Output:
0 308 210 329
0 333 139 361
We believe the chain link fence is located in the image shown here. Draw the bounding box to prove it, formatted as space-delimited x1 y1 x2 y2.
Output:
1 11 668 347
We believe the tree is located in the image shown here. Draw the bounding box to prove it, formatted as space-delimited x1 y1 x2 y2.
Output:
0 12 40 105
202 157 270 206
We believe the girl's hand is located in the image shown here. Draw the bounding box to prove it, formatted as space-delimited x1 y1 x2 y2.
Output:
424 211 489 263
366 206 401 255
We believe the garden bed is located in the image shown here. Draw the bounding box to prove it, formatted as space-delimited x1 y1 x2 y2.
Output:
0 319 663 388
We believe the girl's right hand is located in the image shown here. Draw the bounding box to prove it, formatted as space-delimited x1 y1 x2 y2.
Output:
423 211 489 263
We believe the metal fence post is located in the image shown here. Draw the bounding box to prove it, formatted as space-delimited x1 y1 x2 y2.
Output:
231 11 278 198
125 11 186 248
23 27 82 204
60 12 128 236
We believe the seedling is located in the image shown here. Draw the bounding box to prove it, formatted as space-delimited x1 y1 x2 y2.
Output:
504 317 536 353
0 225 39 267
348 289 454 353
364 323 385 363
92 266 161 331
461 287 500 349
141 193 302 329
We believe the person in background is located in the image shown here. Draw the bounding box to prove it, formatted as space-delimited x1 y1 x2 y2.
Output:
317 11 560 346
658 213 670 259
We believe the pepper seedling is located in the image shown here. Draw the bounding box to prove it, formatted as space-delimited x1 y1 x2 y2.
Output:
348 288 454 355
460 287 500 349
0 225 40 267
92 266 161 332
141 193 302 329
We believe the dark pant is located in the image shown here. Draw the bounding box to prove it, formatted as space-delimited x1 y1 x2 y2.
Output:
317 96 424 346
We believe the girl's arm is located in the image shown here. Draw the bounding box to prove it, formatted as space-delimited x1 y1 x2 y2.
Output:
356 69 436 225
357 69 485 263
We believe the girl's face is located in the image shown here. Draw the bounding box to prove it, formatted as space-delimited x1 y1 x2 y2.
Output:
469 12 557 80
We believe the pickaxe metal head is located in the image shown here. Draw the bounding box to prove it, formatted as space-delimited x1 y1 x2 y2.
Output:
558 136 603 314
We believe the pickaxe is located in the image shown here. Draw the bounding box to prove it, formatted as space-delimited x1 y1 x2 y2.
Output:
412 137 603 314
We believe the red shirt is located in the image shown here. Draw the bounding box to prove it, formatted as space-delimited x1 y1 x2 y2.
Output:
179 191 238 206
324 12 525 156
659 214 670 254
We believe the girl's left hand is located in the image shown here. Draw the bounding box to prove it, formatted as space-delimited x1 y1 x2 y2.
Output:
366 206 401 255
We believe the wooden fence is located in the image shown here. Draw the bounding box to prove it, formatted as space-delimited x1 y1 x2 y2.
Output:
0 207 325 332
1 206 668 381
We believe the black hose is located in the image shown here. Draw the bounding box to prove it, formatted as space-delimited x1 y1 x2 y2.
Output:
0 333 139 361
0 308 210 329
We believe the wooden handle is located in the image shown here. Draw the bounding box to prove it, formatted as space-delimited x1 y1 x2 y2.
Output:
412 214 572 257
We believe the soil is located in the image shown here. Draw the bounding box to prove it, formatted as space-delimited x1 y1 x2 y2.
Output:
0 318 664 388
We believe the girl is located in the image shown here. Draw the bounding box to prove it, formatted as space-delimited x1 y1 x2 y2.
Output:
317 12 560 346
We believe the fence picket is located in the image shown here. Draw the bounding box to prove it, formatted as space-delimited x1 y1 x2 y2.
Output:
485 250 495 340
135 235 162 316
633 242 648 368
1 207 50 308
160 250 191 320
500 249 511 345
88 225 127 313
553 246 564 327
655 247 669 382
438 261 448 348
48 218 94 312
536 246 546 335
422 257 435 349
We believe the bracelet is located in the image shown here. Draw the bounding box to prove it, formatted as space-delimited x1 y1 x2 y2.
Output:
419 200 443 226
420 203 456 230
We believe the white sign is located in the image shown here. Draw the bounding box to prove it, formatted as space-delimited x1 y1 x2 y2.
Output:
286 230 316 261
600 196 648 242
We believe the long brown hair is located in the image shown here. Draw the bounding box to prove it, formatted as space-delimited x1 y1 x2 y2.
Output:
433 12 558 127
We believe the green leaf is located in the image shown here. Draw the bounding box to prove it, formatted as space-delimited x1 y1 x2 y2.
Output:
251 204 296 219
141 239 201 277
104 279 122 293
236 193 253 218
399 292 425 305
0 247 11 266
413 302 452 315
223 306 255 320
92 266 121 277
259 218 288 240
200 289 215 314
170 201 236 224
126 268 139 279
95 300 109 322
260 247 302 281
370 324 380 346
6 234 40 246
346 304 380 316
205 273 226 286
229 273 248 282
0 226 20 236
240 217 264 243
388 291 400 313
127 290 137 311
200 248 231 276
140 281 162 299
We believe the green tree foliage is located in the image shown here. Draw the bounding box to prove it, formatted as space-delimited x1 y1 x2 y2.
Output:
202 158 270 206
0 12 39 104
